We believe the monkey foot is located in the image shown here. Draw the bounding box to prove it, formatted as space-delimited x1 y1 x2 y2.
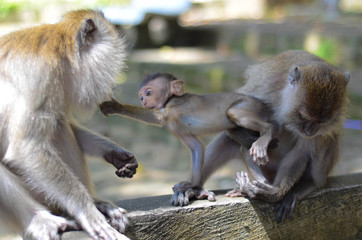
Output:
275 192 298 222
171 181 216 207
250 143 269 166
95 201 128 233
225 189 246 197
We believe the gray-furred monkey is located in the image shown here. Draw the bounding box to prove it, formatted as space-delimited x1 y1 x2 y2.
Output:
0 10 137 240
199 50 350 222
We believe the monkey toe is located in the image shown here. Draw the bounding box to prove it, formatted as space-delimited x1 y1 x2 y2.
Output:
225 189 245 197
275 193 297 222
196 189 216 201
171 191 190 206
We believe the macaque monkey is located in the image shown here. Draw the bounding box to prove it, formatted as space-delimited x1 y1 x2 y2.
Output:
200 50 350 221
100 72 278 206
0 10 138 240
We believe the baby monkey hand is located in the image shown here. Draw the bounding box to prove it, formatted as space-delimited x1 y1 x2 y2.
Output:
104 150 138 178
100 98 123 117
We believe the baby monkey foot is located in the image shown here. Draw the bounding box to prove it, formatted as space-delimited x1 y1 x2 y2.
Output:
250 142 269 166
171 181 216 206
250 138 279 166
104 150 138 178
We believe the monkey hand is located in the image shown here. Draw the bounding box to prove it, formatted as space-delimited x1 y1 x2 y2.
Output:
95 201 128 233
171 181 216 207
104 150 138 178
100 98 122 116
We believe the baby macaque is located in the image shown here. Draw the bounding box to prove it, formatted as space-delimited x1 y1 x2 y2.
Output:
100 72 278 206
202 50 350 221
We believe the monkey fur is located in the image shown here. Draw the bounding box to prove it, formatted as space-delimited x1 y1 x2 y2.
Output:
0 10 136 240
101 72 279 207
203 50 350 222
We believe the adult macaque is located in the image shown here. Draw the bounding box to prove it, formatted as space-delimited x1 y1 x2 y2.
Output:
201 50 350 221
100 72 278 206
0 10 137 240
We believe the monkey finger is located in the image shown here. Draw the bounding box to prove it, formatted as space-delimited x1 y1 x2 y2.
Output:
115 168 132 178
124 162 138 169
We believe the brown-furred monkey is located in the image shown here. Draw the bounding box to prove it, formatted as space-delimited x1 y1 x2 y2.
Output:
202 50 350 222
100 72 279 207
0 10 137 240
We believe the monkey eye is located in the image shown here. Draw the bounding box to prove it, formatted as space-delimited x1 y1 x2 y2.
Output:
146 90 152 96
140 96 144 101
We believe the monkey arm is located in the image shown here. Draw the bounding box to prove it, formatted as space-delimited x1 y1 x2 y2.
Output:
275 136 341 221
100 99 166 126
71 124 138 178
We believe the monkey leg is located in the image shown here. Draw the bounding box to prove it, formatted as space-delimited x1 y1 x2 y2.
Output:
95 200 128 233
171 181 216 207
0 163 79 239
202 132 242 185
227 101 274 166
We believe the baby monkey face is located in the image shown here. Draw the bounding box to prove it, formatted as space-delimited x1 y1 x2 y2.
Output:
139 77 171 110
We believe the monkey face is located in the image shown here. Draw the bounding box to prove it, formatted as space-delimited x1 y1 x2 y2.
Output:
139 78 171 110
295 114 320 138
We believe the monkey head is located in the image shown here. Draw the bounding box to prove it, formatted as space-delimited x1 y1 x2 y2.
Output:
139 76 184 110
282 65 350 139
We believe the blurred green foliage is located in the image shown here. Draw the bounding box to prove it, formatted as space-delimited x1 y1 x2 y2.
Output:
313 38 338 64
0 0 21 20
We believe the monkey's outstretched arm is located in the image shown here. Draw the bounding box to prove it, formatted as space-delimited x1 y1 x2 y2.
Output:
100 99 166 126
71 124 138 178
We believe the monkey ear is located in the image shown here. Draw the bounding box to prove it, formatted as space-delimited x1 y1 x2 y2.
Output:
171 80 184 96
79 19 97 46
288 67 301 87
344 72 351 84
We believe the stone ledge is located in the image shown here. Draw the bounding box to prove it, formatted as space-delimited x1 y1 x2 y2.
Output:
63 173 362 240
